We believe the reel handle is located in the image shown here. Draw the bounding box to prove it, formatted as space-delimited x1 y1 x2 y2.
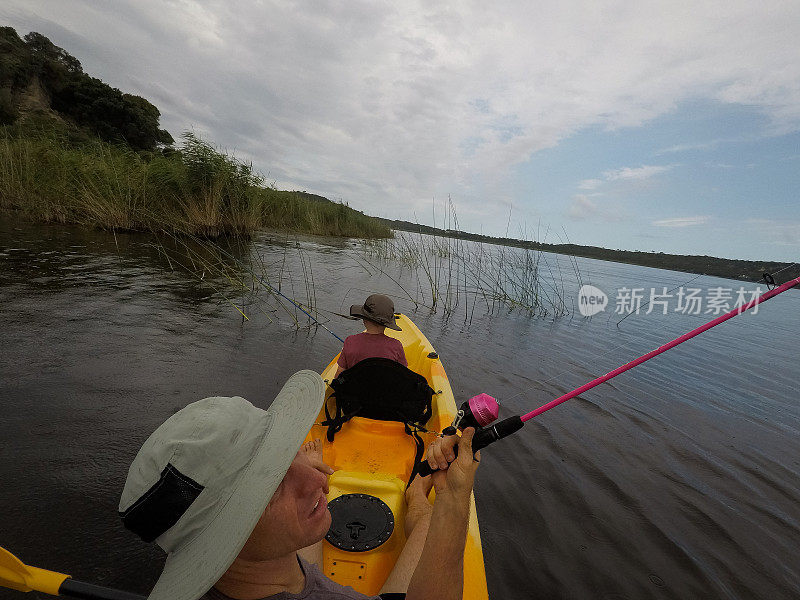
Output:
416 416 523 477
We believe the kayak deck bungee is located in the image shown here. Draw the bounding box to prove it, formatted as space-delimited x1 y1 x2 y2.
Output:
307 313 488 598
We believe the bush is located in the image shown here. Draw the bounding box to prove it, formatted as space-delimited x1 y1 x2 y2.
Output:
0 125 391 239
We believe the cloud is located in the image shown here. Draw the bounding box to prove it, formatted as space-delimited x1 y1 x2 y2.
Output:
3 1 800 234
577 178 602 190
652 216 710 227
567 193 621 222
577 164 673 192
568 194 598 220
655 135 769 156
657 139 725 154
602 164 674 181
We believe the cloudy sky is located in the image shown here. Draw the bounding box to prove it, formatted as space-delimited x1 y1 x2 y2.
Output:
4 1 799 261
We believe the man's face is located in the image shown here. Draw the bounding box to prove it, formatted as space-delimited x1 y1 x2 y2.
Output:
238 448 332 560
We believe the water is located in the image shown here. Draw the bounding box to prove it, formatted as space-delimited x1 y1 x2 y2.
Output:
1 216 798 599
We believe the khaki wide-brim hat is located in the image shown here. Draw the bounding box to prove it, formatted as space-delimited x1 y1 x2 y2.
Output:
119 370 325 600
350 293 401 331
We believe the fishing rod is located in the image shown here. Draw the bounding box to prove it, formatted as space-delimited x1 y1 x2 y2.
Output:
417 273 800 475
260 280 346 343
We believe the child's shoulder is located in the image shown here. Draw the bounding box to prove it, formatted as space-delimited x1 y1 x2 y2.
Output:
343 332 362 344
383 335 404 352
344 331 375 344
345 331 399 344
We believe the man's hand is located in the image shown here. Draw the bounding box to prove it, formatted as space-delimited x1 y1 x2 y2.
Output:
403 428 480 600
425 427 480 498
404 473 433 537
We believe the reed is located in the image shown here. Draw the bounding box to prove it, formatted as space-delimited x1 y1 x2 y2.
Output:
148 228 344 339
144 213 583 344
0 125 391 239
356 202 582 320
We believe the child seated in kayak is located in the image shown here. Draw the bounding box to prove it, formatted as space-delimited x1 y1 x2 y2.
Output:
333 293 407 378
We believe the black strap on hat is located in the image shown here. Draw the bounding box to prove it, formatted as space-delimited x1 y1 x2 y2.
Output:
119 464 204 542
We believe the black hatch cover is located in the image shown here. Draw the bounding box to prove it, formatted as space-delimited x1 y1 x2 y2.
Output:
325 493 395 552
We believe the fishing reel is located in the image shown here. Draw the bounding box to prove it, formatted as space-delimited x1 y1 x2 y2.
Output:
441 393 500 436
416 393 523 477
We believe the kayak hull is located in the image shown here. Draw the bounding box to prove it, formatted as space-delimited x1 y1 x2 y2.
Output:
309 313 489 598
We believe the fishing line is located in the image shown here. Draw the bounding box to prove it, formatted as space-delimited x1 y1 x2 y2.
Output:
767 261 800 277
516 271 751 403
502 270 708 405
251 280 345 343
185 234 348 343
500 316 680 407
613 262 798 328
587 265 798 397
519 273 800 422
529 264 798 404
416 273 800 475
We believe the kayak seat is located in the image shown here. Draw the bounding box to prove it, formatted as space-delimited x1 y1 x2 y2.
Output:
323 358 434 487
323 357 434 439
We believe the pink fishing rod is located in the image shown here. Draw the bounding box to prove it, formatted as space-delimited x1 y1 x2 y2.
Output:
418 274 800 476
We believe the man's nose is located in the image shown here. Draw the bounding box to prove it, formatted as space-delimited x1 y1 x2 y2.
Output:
304 464 329 494
317 467 330 495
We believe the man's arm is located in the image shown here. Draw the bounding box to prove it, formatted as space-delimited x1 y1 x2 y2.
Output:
378 476 433 594
404 428 480 600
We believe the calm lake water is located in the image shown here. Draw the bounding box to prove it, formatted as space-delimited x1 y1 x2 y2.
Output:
1 216 799 599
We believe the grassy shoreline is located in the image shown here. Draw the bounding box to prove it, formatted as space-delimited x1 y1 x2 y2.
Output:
0 124 390 239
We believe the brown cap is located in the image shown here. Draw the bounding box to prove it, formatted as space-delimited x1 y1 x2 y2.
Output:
350 294 401 331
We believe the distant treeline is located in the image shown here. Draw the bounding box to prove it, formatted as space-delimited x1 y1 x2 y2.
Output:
379 218 800 284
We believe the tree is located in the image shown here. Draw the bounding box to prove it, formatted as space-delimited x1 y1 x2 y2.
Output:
122 93 174 148
0 27 34 90
0 27 174 150
23 32 83 74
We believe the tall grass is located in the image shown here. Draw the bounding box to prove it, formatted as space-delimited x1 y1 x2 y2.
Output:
148 228 341 339
356 202 582 320
0 125 390 239
142 209 582 342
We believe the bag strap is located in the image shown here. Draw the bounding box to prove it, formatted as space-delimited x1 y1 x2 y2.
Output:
404 421 430 488
321 390 362 442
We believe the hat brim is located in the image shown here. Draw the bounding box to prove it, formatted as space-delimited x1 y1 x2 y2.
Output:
349 304 402 331
147 370 325 600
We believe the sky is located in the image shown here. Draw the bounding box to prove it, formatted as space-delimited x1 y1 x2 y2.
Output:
3 1 799 261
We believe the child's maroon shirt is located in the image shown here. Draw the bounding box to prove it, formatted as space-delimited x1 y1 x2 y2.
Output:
337 332 408 370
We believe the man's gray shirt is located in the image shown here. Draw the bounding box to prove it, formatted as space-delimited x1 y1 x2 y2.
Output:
200 557 384 600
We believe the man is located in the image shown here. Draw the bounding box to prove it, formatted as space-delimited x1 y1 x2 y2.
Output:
120 370 479 600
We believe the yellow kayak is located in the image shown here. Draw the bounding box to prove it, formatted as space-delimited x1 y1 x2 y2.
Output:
306 313 489 598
